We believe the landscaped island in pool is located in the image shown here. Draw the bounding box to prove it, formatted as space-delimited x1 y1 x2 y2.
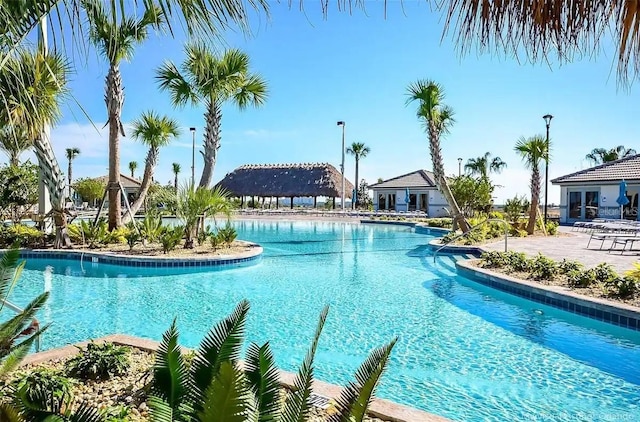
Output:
11 220 640 421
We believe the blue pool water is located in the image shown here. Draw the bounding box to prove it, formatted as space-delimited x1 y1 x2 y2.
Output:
9 220 640 421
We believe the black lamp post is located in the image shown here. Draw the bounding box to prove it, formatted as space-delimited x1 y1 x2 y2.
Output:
543 114 553 225
337 121 346 211
458 157 463 177
190 127 196 187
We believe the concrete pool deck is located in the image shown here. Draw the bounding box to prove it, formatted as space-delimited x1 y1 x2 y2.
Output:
483 226 638 273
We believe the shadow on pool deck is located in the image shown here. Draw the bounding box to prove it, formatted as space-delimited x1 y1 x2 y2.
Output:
482 227 638 273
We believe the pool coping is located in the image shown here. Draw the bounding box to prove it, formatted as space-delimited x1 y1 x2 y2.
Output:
456 259 640 331
6 241 263 269
21 334 450 422
427 238 484 255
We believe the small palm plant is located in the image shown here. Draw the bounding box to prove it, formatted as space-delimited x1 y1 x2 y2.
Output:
149 300 396 421
176 184 231 248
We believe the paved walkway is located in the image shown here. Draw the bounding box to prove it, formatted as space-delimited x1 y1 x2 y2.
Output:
483 226 638 273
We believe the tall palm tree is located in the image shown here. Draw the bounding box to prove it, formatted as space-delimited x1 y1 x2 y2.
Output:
172 162 181 191
128 160 138 178
0 126 31 166
157 44 268 188
585 145 637 166
0 50 71 247
515 135 550 235
65 147 80 192
83 0 165 230
465 152 507 180
346 142 370 208
122 111 180 223
406 79 470 232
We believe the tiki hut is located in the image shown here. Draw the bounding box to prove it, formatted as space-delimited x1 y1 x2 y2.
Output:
216 163 354 209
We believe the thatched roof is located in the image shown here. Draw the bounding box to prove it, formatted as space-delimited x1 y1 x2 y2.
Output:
216 163 354 198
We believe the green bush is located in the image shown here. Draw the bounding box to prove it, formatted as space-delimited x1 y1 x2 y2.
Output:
509 226 528 237
505 251 530 272
566 268 597 288
160 225 184 254
197 224 211 246
422 218 452 228
503 195 530 223
602 277 638 298
0 224 43 248
140 211 163 243
558 259 583 274
545 221 559 235
66 342 129 380
14 369 74 410
124 223 141 251
217 223 238 247
592 263 618 284
209 231 222 250
479 251 510 268
529 253 558 280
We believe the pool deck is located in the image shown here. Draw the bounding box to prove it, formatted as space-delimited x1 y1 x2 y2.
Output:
483 227 638 273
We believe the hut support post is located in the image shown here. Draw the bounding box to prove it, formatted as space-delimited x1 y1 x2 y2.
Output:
332 197 336 210
313 197 317 208
290 197 294 209
240 196 244 208
276 198 279 209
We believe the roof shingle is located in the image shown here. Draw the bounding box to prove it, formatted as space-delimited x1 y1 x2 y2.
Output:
369 170 437 189
551 154 640 184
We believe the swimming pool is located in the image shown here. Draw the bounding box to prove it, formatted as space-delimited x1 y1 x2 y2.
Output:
10 220 640 421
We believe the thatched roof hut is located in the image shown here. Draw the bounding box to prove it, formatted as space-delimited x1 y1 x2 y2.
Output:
216 163 354 199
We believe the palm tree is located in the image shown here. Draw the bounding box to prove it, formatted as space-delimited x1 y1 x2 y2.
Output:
172 162 181 191
65 147 80 193
465 152 507 180
128 160 138 178
0 126 31 166
122 112 180 223
515 135 550 235
0 50 71 247
406 79 470 232
585 145 637 166
157 44 268 188
176 184 230 248
346 142 370 208
83 0 165 230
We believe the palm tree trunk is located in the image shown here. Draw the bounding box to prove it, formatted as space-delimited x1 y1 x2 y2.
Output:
10 154 19 167
32 135 71 248
428 123 470 232
122 147 158 224
67 158 72 197
106 62 125 230
198 100 221 188
174 173 178 191
527 167 541 234
354 156 359 208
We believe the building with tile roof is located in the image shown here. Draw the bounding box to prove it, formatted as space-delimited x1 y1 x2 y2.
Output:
369 170 448 216
551 154 640 223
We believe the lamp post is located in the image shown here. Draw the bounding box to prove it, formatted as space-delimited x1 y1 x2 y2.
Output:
190 127 196 188
337 121 346 211
543 114 553 225
458 157 463 177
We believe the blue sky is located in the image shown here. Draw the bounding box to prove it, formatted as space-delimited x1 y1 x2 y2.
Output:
13 2 640 203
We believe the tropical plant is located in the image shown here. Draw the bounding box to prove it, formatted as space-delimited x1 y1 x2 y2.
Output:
0 225 44 248
157 44 268 187
503 195 530 224
175 184 231 248
66 342 130 380
13 369 75 409
209 231 222 250
67 219 125 247
346 142 370 208
73 177 106 207
0 248 49 383
217 223 237 247
0 161 39 223
464 152 506 180
406 79 470 232
122 111 180 223
148 300 396 422
515 135 550 235
124 222 141 250
0 126 31 166
159 225 184 253
128 160 138 178
356 179 373 210
83 0 165 230
172 162 181 191
65 147 80 194
585 146 637 166
140 210 164 243
449 175 493 217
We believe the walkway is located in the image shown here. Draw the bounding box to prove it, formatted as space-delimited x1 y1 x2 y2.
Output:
482 226 638 273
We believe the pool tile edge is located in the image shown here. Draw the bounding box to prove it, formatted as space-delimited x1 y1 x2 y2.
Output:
22 334 450 422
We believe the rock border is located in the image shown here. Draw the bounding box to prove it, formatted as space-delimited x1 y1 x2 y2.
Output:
21 334 450 422
11 240 263 270
456 259 640 331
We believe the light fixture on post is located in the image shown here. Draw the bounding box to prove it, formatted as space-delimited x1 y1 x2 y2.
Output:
542 114 553 225
458 157 463 177
337 121 346 211
190 127 196 188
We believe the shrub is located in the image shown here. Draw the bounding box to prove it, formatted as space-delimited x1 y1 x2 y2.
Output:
124 223 141 250
209 231 222 250
0 224 44 248
160 225 184 254
197 224 211 246
505 251 530 272
68 219 110 247
422 218 453 228
529 253 558 280
480 251 510 268
509 226 528 237
66 342 129 380
545 221 559 235
566 269 597 288
602 277 638 298
592 263 618 284
217 223 237 247
558 259 583 274
14 370 74 410
140 211 163 243
503 195 530 223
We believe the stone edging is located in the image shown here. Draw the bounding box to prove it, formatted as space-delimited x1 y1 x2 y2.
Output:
359 220 417 227
456 259 640 331
12 241 263 270
21 334 450 422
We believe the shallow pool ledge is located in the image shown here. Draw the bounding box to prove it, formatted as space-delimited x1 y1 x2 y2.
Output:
456 259 640 331
12 240 263 269
22 334 451 422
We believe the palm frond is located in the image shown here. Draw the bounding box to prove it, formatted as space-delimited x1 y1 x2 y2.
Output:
0 247 22 305
245 342 281 421
156 61 198 107
0 323 49 379
329 338 397 422
0 292 49 345
280 305 329 422
0 402 22 422
151 319 188 415
197 361 254 421
190 300 250 414
148 395 178 422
